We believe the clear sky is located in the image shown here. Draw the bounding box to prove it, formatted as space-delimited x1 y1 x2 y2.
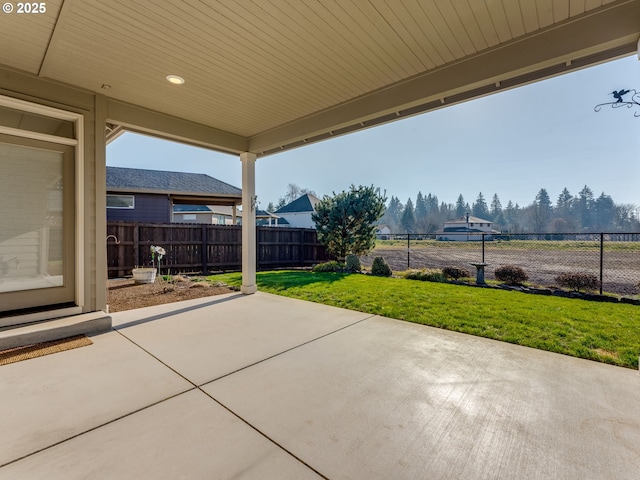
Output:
107 55 640 210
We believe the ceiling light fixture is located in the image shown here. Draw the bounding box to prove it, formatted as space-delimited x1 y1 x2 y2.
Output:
166 75 185 85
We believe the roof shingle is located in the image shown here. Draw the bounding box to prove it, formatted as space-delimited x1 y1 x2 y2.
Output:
106 166 241 196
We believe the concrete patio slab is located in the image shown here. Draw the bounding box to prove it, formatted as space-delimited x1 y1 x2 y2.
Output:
2 293 639 479
204 315 640 480
112 292 372 385
0 330 192 466
1 389 323 479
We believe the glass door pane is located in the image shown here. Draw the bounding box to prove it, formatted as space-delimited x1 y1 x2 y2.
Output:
0 135 75 312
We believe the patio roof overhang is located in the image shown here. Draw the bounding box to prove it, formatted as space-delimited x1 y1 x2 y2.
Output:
1 0 638 157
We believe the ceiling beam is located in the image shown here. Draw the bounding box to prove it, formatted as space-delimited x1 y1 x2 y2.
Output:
249 0 640 155
106 98 248 155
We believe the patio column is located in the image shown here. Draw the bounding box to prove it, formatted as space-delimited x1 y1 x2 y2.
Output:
240 152 257 294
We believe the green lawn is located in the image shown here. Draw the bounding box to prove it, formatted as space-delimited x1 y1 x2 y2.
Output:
210 270 640 369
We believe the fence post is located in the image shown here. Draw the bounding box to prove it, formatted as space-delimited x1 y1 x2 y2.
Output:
407 233 410 269
201 224 208 275
133 223 139 270
482 233 485 263
600 233 604 295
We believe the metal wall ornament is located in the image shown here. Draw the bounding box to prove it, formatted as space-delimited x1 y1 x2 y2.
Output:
594 89 640 117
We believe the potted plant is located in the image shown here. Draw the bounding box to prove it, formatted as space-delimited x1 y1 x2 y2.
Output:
132 245 165 284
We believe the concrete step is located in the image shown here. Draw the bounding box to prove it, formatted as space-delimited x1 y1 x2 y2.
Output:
0 312 112 350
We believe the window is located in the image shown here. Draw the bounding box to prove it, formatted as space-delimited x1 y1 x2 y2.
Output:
183 214 196 221
107 194 134 209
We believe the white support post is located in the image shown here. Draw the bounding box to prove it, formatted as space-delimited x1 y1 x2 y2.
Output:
240 152 257 294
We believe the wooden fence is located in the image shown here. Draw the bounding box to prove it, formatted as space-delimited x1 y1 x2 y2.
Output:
106 222 330 278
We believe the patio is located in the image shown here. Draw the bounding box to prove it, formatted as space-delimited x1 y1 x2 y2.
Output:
1 292 638 479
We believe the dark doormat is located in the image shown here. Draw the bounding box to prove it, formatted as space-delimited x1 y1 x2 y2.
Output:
0 335 93 366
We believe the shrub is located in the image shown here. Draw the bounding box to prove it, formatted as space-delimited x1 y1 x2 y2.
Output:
404 269 446 283
371 257 392 277
312 261 345 273
345 254 362 273
555 272 599 292
494 265 529 285
442 266 471 280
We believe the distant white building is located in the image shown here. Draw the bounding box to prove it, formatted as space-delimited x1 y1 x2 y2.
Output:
274 194 321 229
376 224 392 239
436 213 500 241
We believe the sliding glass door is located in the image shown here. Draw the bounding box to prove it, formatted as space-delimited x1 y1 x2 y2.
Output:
0 134 75 312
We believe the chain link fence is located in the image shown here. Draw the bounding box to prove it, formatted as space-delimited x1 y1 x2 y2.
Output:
361 232 640 296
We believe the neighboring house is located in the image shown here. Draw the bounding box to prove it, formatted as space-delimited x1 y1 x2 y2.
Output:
436 214 500 241
376 224 392 239
274 194 321 229
106 167 242 223
255 210 287 227
173 205 239 225
173 205 283 226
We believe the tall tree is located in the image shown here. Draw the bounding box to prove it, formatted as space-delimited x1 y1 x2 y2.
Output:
400 198 416 233
277 183 316 208
414 192 428 231
594 192 616 231
531 188 553 232
381 196 403 231
425 193 439 215
576 185 595 230
312 185 386 262
490 193 502 220
556 188 573 214
455 194 466 217
472 192 489 219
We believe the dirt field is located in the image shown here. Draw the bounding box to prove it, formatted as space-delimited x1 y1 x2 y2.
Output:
362 243 640 296
107 276 235 312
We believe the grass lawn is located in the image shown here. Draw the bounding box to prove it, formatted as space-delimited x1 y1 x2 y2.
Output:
210 270 640 369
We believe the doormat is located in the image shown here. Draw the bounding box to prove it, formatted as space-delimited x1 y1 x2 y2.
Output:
0 335 93 366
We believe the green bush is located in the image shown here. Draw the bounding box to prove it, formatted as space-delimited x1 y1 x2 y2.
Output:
555 272 599 292
312 261 345 273
404 269 446 283
371 257 392 277
442 266 471 280
494 265 529 285
345 254 362 273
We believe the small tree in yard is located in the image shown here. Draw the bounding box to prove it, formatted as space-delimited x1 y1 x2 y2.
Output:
312 185 386 262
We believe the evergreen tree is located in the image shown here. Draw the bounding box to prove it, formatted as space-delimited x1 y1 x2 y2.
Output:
553 187 575 231
531 188 553 232
594 192 616 231
472 192 489 219
556 188 573 214
381 196 403 231
426 193 439 215
266 201 276 213
455 194 466 217
490 193 502 220
576 185 595 230
400 198 416 233
414 192 428 231
312 185 386 261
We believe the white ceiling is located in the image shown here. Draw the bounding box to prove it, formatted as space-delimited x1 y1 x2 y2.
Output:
0 0 638 155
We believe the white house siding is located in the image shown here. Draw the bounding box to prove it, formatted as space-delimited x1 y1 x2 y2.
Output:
276 212 315 229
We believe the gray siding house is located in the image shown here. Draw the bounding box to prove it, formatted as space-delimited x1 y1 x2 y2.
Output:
106 167 242 223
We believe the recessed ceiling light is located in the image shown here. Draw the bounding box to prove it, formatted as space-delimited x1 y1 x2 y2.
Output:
166 75 185 85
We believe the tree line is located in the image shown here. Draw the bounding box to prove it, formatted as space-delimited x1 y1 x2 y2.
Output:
380 186 640 234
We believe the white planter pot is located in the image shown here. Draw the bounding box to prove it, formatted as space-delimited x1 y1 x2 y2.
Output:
132 268 157 284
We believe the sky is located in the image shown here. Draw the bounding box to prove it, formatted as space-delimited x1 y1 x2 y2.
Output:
107 55 640 210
